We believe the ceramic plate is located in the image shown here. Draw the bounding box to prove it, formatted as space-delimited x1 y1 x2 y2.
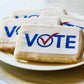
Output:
0 12 84 71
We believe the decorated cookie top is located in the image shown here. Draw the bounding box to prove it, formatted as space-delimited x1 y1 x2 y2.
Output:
15 25 82 55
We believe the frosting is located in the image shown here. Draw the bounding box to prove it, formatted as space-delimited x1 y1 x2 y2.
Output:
17 26 80 55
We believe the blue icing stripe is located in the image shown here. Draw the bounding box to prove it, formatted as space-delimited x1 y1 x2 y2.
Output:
62 23 74 26
15 16 19 19
16 26 21 35
24 15 27 18
28 15 39 18
76 25 84 29
62 23 84 29
15 15 39 19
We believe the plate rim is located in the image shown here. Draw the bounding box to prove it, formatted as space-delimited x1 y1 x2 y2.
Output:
0 52 84 71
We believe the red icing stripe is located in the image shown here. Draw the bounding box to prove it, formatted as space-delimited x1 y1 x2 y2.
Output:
61 22 69 25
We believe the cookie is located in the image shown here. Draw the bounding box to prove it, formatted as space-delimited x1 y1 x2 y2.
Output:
0 17 60 54
11 7 67 19
40 15 84 30
60 16 84 34
14 25 83 63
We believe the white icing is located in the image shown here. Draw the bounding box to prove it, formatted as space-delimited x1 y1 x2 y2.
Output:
1 17 60 47
17 26 79 55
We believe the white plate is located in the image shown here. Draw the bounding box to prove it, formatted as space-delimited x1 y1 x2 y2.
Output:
0 12 84 71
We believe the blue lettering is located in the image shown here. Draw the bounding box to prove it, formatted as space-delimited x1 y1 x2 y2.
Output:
66 35 76 49
62 22 84 29
24 15 27 18
15 16 19 19
28 15 39 18
4 26 17 37
15 15 39 19
62 23 74 26
37 34 53 47
76 25 84 29
16 26 21 35
54 35 65 48
25 34 38 47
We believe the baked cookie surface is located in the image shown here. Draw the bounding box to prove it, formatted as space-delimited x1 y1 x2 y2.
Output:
14 25 83 63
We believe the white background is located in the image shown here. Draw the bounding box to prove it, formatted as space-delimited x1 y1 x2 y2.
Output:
0 0 84 19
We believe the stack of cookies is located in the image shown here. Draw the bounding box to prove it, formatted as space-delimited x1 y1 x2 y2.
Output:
0 7 83 63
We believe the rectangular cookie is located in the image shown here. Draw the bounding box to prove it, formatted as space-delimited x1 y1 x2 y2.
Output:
10 7 67 19
14 25 83 63
40 15 84 31
0 17 60 54
60 15 84 30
